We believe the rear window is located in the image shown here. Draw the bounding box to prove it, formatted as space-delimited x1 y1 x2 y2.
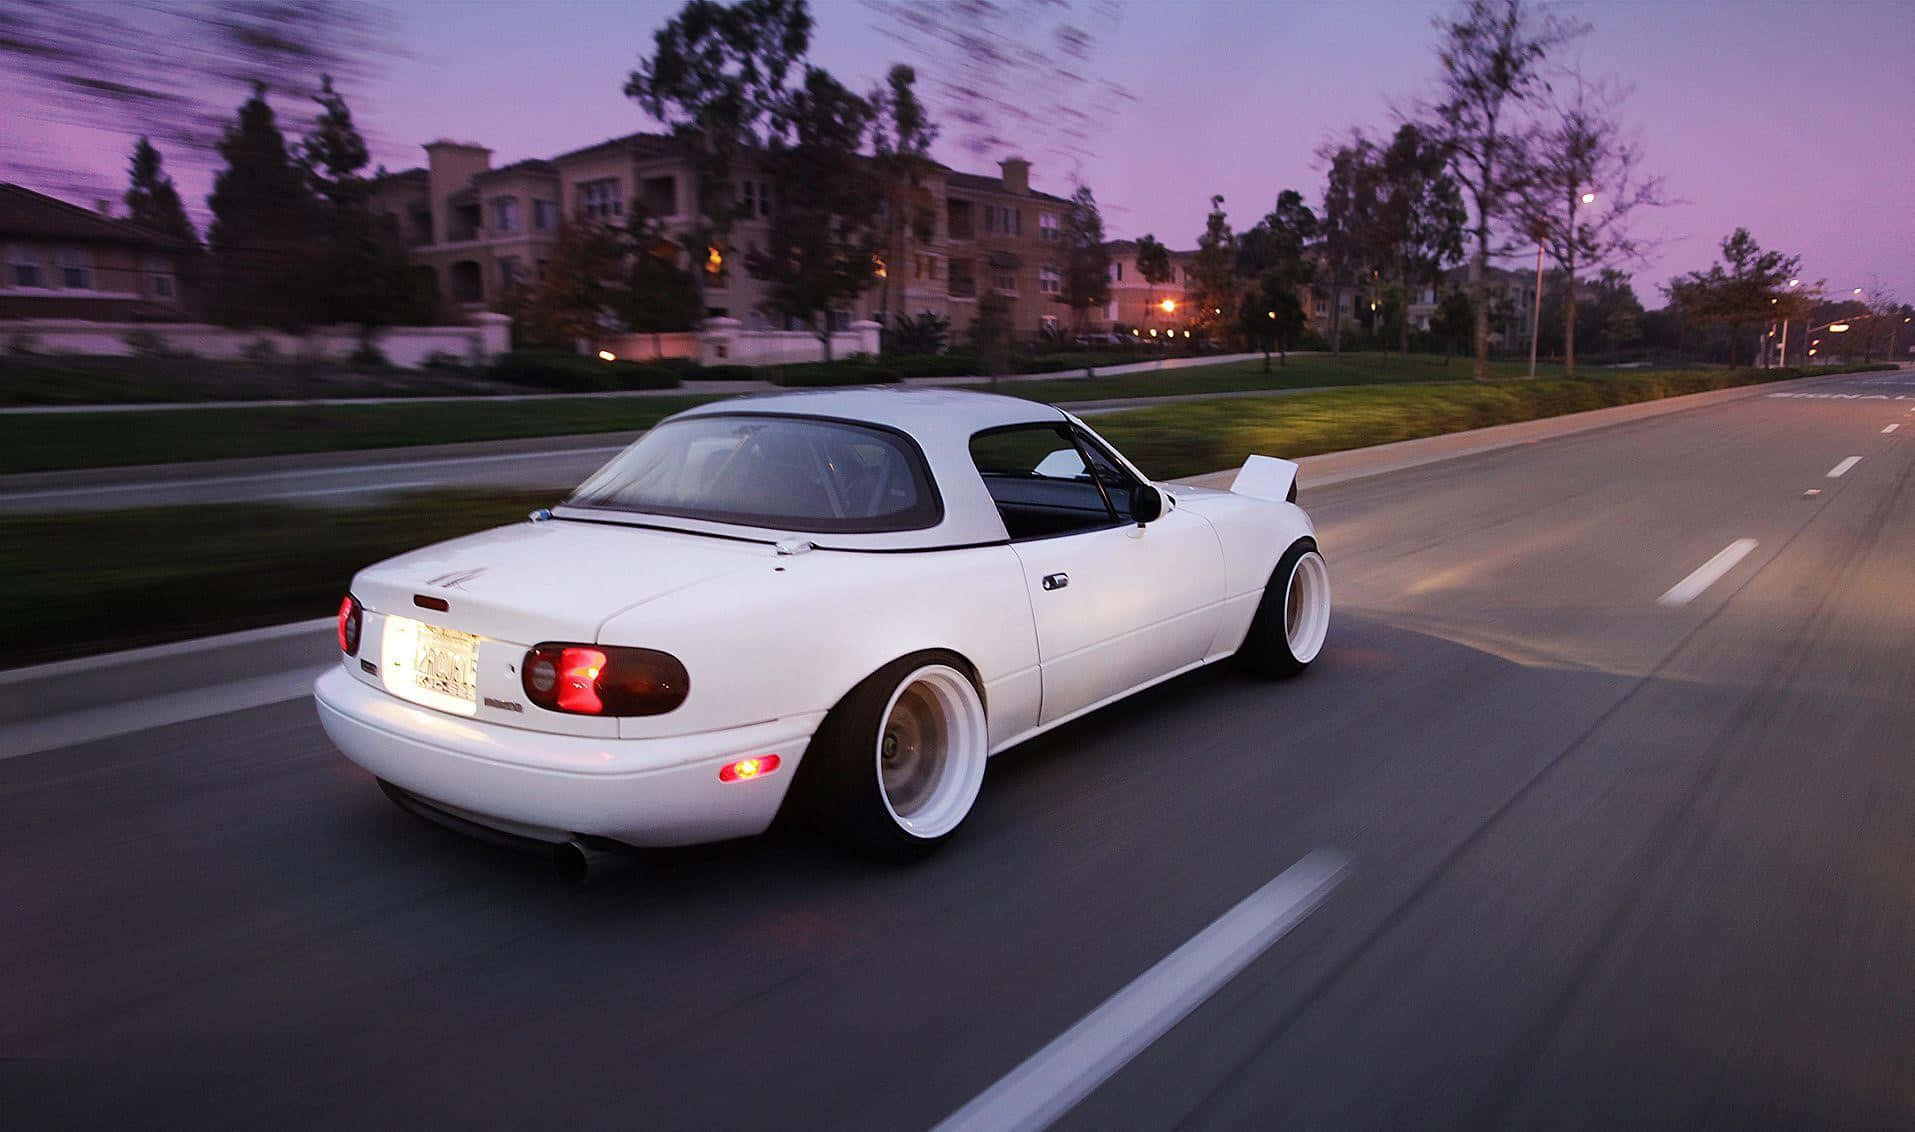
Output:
566 414 941 534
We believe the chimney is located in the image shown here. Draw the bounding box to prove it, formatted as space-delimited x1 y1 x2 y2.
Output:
95 199 113 217
999 156 1030 195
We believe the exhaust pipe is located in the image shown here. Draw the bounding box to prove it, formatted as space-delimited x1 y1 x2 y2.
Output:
553 838 619 883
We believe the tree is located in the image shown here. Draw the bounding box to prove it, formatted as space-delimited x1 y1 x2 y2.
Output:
1 2 395 196
870 64 938 327
1318 136 1384 356
299 75 418 334
521 218 626 349
1189 195 1238 336
622 213 702 357
1664 228 1802 367
1134 234 1174 327
1375 124 1466 355
626 0 815 320
123 138 198 245
1237 190 1317 365
971 288 1014 384
1431 289 1473 360
1056 184 1111 334
1507 73 1667 375
1585 268 1644 356
206 85 320 329
1240 270 1308 371
745 66 881 361
1420 0 1585 378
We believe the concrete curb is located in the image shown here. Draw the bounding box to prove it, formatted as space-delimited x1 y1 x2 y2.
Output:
0 366 1889 757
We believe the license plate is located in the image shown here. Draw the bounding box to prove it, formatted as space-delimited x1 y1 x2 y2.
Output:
414 624 479 703
381 615 480 716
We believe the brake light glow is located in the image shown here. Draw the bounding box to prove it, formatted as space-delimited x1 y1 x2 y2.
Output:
337 594 363 656
521 643 689 717
719 755 781 782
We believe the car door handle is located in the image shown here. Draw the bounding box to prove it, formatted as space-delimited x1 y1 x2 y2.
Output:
1042 573 1069 591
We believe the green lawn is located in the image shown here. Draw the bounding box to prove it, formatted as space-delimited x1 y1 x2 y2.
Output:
1092 364 1890 481
1006 352 1560 403
0 489 556 665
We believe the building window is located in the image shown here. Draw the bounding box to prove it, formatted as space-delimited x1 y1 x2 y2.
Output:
1041 314 1060 336
499 257 523 289
146 258 175 299
640 175 677 217
491 196 520 234
1040 212 1060 242
1010 208 1022 236
914 254 941 282
948 199 975 240
949 258 976 298
5 246 42 288
579 178 623 219
1108 260 1123 282
55 247 92 290
981 205 1023 236
1039 264 1061 295
991 269 1017 294
739 180 757 216
533 199 559 231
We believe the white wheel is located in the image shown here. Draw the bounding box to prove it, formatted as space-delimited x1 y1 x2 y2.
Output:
1282 550 1332 665
874 665 989 840
1244 542 1331 678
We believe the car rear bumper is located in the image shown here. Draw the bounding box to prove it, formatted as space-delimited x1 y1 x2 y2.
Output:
314 667 819 848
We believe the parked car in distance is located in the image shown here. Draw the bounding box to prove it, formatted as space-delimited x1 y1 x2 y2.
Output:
314 388 1330 870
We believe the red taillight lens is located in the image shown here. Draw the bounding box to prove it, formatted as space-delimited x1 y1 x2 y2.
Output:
337 594 363 656
521 643 688 717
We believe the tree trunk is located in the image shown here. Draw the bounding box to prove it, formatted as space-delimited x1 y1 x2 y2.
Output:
1563 259 1577 379
1329 281 1344 356
820 323 833 363
1470 239 1489 380
1398 273 1410 357
1727 320 1741 367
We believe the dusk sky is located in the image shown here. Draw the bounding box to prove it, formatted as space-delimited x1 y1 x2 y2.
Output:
9 0 1913 302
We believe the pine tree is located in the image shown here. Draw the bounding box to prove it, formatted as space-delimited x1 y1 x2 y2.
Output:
207 84 321 328
123 137 198 245
299 75 418 332
1056 184 1110 335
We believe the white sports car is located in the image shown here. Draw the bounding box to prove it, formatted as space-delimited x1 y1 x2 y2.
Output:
314 388 1329 867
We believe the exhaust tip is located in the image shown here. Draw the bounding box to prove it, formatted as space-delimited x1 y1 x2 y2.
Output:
552 838 620 883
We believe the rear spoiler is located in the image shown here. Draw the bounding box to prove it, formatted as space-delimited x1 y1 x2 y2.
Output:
1229 455 1299 504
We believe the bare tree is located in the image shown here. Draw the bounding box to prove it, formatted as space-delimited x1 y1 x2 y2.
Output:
1418 0 1585 379
1507 73 1668 375
0 1 394 200
865 0 1132 176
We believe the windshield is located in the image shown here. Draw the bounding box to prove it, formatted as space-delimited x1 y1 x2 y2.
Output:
565 414 942 535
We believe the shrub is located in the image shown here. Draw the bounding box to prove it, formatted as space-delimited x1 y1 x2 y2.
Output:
488 350 680 392
242 337 280 364
349 341 389 369
678 363 757 382
7 332 42 356
421 351 469 372
887 311 951 356
121 328 175 358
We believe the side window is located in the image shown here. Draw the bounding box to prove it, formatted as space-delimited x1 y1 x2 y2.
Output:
1072 428 1142 521
970 425 1119 541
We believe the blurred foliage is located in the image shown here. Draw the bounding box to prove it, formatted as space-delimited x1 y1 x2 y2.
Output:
1095 364 1899 480
0 490 555 665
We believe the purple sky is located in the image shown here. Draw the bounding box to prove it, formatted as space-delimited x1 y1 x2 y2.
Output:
11 0 1912 302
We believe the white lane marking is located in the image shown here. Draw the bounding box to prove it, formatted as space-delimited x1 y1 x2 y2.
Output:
0 666 327 761
1827 456 1862 478
933 850 1349 1132
1884 424 1900 434
1658 539 1759 608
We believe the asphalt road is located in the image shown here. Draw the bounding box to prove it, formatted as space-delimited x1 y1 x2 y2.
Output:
6 368 1915 1129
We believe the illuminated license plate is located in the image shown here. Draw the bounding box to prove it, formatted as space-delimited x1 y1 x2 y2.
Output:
381 616 480 716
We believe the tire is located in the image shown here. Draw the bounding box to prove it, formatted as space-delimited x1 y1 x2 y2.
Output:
1241 540 1331 678
792 652 990 860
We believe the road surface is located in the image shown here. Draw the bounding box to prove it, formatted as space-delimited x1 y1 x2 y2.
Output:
5 367 1914 1128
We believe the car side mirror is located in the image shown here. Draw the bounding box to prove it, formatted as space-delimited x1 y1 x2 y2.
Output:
1130 483 1165 526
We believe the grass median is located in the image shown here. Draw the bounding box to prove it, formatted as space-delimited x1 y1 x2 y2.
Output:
1092 364 1898 480
1 353 1539 474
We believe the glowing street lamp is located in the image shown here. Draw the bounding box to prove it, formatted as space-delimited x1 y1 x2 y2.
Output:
1159 298 1176 314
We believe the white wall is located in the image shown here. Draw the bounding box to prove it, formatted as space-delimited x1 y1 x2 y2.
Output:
0 314 511 369
600 330 699 361
697 318 882 366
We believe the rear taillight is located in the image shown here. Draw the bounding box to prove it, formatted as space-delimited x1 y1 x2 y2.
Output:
337 594 363 656
522 643 688 717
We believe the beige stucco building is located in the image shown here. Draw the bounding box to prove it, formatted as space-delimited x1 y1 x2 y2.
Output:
371 133 1091 341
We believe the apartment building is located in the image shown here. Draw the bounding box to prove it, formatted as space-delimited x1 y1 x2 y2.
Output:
372 133 1082 339
0 183 195 320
